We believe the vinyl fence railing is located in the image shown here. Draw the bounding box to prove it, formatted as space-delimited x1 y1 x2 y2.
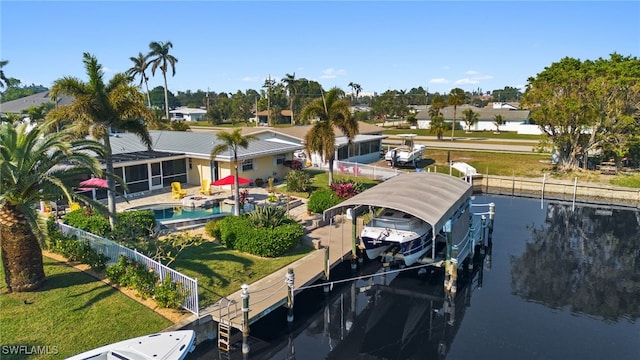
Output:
333 160 402 181
57 223 199 316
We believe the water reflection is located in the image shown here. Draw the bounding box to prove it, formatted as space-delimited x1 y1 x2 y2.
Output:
510 202 640 321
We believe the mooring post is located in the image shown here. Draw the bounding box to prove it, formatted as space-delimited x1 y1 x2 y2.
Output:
480 215 487 254
444 220 453 294
241 284 250 355
467 223 474 271
488 202 495 248
450 245 459 295
351 209 358 270
286 268 295 322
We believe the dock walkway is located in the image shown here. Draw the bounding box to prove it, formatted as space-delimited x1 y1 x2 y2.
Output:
201 218 355 330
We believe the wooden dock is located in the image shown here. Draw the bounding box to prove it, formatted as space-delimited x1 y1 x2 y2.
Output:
202 218 356 330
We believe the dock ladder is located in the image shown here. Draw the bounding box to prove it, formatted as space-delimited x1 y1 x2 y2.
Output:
217 297 239 353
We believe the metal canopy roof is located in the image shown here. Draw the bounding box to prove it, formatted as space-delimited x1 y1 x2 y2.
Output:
323 172 472 236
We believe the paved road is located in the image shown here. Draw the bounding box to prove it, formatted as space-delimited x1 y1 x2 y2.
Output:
383 135 543 153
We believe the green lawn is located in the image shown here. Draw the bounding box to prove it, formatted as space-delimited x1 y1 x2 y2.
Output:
171 242 312 308
0 256 171 359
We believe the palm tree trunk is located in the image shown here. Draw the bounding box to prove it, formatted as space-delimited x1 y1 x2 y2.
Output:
103 135 117 229
144 79 152 108
0 205 46 292
233 161 240 216
328 156 335 185
162 73 170 121
451 107 457 141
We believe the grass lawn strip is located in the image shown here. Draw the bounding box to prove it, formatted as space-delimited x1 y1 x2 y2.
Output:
0 256 171 359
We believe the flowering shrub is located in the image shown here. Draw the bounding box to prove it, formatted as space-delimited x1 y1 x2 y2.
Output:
105 256 158 299
154 276 188 309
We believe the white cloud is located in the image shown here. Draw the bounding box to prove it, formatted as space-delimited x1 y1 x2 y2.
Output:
319 68 347 79
465 70 479 75
429 78 449 84
454 78 480 85
441 66 450 70
241 76 259 82
473 75 493 80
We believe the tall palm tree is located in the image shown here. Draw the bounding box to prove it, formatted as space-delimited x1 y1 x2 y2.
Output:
300 87 358 185
126 52 152 107
462 108 479 132
348 82 361 105
210 129 257 216
0 120 106 292
148 41 178 121
448 88 465 141
0 59 8 88
47 53 153 229
493 114 505 133
282 73 297 125
429 115 447 140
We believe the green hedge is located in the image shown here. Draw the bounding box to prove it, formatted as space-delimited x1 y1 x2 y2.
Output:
62 209 156 247
219 215 304 257
307 188 342 214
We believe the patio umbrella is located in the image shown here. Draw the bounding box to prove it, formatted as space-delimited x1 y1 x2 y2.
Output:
211 175 251 196
78 178 108 191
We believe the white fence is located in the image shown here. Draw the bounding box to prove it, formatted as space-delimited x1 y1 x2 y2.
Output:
57 223 199 316
333 160 402 181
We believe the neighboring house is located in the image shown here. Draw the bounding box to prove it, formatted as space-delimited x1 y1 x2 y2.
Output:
169 107 207 122
79 130 304 200
241 121 387 166
415 104 540 135
0 91 75 116
491 102 519 110
256 109 292 126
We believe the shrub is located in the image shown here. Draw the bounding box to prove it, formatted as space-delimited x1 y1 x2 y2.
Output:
218 214 304 257
63 209 110 237
111 210 156 246
154 276 188 309
105 256 158 299
285 170 312 193
248 205 286 228
48 229 108 271
307 188 341 214
204 219 222 240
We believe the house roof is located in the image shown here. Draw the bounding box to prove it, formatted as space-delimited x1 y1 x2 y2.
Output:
416 105 530 122
108 130 303 162
169 107 207 115
0 91 75 114
243 121 384 141
323 172 472 239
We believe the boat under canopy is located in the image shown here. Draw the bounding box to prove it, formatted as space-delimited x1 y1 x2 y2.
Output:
323 172 473 257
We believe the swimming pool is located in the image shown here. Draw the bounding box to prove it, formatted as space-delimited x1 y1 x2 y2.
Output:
129 202 231 228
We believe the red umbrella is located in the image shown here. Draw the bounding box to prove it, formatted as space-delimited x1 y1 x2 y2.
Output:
211 175 251 187
78 178 108 191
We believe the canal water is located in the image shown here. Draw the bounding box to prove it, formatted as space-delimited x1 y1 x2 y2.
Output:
189 195 640 359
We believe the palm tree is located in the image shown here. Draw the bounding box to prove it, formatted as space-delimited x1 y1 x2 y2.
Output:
348 82 361 105
47 53 153 229
429 115 447 140
462 108 479 132
0 120 106 292
210 129 257 216
448 88 465 141
494 114 505 133
282 73 297 125
0 59 8 88
148 41 178 121
300 87 358 185
126 52 152 107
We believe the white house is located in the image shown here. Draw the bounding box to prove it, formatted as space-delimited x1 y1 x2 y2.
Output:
169 107 207 122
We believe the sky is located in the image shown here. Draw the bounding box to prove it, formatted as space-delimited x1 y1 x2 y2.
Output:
1 1 639 96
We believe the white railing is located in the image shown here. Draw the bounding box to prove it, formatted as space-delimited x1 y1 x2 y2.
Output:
57 223 199 316
333 160 402 181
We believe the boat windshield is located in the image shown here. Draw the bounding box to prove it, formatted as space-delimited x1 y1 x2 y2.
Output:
370 217 416 231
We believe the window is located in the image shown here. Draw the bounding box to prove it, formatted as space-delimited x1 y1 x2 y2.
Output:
275 154 286 165
241 159 254 172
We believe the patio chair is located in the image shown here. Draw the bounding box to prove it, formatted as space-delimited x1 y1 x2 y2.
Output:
171 182 187 199
199 179 212 196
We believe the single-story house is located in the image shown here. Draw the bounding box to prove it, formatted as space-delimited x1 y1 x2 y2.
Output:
415 104 540 135
79 130 304 200
0 91 75 116
256 109 292 126
169 107 207 122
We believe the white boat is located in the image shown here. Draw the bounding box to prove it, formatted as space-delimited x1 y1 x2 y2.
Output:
360 208 433 266
384 134 426 167
65 330 196 360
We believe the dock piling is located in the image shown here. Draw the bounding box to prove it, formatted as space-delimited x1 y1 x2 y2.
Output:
241 284 250 355
286 268 295 323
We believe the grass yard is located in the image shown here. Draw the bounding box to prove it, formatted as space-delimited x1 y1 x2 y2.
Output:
171 242 312 308
382 128 543 141
0 256 171 359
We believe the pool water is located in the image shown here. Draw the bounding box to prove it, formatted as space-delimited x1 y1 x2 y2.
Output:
131 203 227 221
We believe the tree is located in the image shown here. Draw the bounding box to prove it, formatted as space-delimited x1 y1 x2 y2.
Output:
0 120 106 292
210 129 258 216
348 82 361 105
300 87 358 185
26 103 55 125
522 54 640 170
493 114 505 133
126 52 152 107
0 59 8 88
462 108 479 132
429 115 447 140
282 73 297 125
448 88 465 141
47 53 153 228
148 41 178 121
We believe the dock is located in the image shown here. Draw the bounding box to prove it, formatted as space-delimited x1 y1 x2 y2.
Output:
200 218 356 331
